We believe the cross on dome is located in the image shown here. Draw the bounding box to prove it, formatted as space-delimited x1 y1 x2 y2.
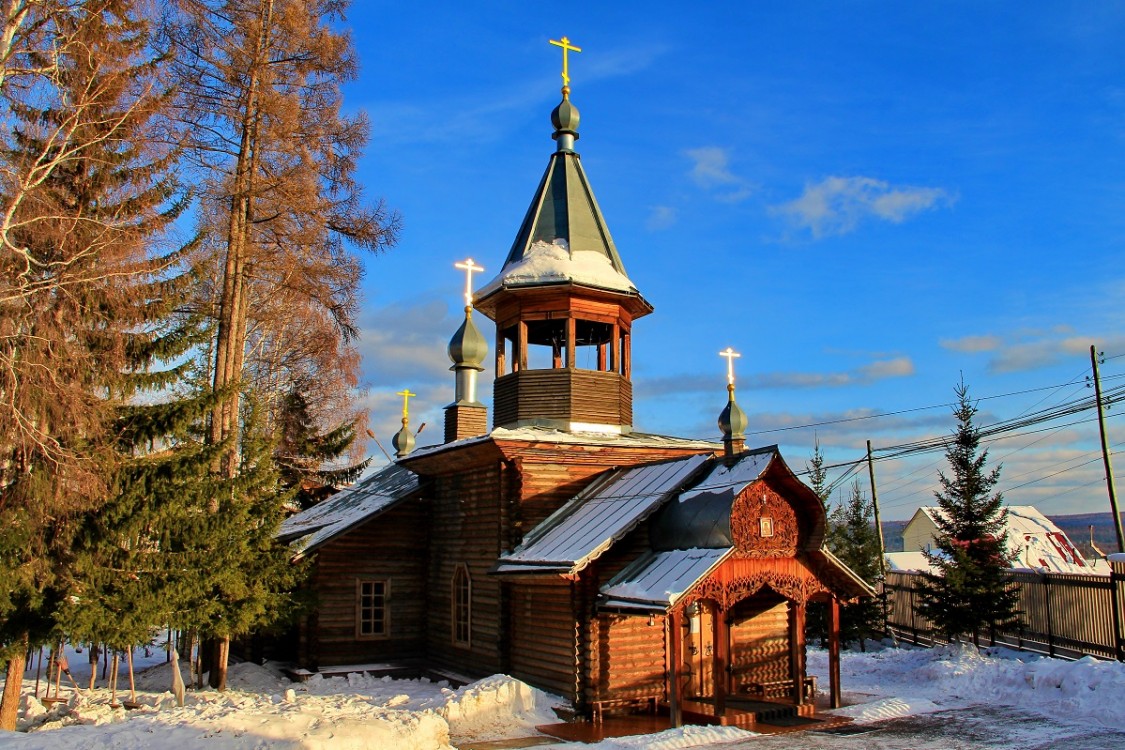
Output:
454 258 484 308
719 347 741 386
549 36 582 90
396 389 416 418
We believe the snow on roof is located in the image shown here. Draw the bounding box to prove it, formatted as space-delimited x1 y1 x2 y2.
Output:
495 454 711 575
912 505 1091 574
277 463 420 557
475 239 639 298
406 425 718 461
599 547 732 611
885 551 936 574
676 447 774 505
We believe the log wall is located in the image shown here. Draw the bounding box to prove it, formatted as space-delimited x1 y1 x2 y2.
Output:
426 461 506 677
492 369 632 428
304 498 429 668
592 612 667 703
729 594 790 692
509 579 579 701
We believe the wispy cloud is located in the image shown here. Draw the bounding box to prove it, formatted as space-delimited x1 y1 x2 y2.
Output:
941 328 1125 373
646 205 677 231
683 147 754 203
941 334 1004 353
635 355 915 398
772 176 955 238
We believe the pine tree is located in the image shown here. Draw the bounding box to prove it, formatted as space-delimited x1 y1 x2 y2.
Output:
826 481 884 648
915 381 1019 646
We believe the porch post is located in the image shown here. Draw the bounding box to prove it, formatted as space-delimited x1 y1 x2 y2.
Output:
789 601 807 705
713 604 728 718
667 608 682 728
828 596 842 709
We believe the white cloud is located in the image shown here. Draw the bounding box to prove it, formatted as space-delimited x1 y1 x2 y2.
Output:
683 147 754 203
772 176 954 238
940 329 1125 374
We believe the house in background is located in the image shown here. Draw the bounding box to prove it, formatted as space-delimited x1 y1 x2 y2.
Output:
272 77 874 727
888 505 1093 575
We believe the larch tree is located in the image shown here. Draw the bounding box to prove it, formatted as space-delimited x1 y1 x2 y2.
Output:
0 0 185 729
170 0 397 689
915 381 1020 646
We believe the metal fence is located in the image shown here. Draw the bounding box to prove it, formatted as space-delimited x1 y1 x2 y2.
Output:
884 560 1125 661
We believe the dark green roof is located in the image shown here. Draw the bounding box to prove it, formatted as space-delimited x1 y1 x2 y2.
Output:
501 148 629 277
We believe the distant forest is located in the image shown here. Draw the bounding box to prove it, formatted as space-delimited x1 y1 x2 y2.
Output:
881 512 1125 558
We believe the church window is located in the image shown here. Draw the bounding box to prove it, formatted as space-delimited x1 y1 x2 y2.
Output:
453 564 472 646
357 579 388 638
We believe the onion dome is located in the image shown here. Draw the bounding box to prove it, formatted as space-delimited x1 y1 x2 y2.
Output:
392 417 415 458
718 384 748 441
448 306 488 370
551 89 580 152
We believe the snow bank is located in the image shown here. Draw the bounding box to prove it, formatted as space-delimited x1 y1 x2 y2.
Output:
440 674 559 741
554 725 756 749
808 641 1125 730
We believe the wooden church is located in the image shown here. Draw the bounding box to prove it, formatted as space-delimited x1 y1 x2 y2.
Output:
277 49 873 726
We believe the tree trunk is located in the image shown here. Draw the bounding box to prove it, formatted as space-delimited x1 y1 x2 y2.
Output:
0 633 29 731
207 636 230 691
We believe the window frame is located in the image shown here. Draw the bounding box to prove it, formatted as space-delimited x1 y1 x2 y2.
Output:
452 564 472 648
356 578 390 640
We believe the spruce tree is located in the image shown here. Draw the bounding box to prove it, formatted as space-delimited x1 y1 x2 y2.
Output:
807 438 830 508
915 381 1019 646
826 481 884 648
276 390 369 509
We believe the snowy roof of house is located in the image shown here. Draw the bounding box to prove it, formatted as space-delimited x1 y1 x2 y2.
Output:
884 551 936 574
599 547 733 611
912 505 1090 574
277 463 420 558
493 453 712 575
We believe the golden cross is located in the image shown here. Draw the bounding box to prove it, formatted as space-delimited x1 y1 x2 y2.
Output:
396 389 416 418
719 347 741 386
454 258 484 307
549 36 582 87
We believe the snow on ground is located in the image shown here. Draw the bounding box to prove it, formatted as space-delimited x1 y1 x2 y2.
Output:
3 641 1125 748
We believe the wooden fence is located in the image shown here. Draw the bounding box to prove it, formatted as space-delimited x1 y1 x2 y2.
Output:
884 560 1125 661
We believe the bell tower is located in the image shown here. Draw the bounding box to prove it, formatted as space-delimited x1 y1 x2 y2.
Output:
474 40 652 434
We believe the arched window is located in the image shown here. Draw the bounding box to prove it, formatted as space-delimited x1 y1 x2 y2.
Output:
452 564 471 647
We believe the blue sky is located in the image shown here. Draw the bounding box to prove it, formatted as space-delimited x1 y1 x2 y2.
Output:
342 3 1125 521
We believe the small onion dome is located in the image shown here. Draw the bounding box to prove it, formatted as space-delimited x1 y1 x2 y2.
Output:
718 384 748 440
551 88 580 150
392 418 415 458
448 306 487 370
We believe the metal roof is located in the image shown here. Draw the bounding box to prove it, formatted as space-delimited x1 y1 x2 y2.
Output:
651 447 776 550
474 101 649 310
599 548 732 612
277 463 420 558
494 453 711 575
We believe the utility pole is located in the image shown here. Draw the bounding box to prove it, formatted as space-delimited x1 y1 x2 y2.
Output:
867 440 888 577
867 440 890 634
1091 345 1124 553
